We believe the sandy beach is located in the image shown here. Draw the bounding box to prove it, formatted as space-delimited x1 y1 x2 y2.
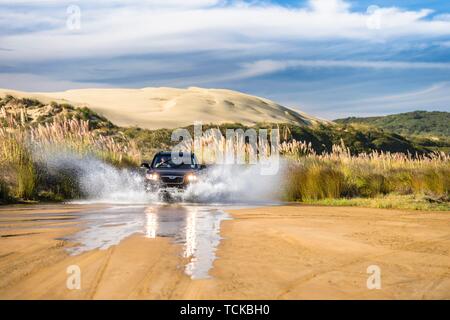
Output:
0 204 449 299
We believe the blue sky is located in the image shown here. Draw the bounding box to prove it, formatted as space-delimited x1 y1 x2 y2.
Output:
0 0 449 119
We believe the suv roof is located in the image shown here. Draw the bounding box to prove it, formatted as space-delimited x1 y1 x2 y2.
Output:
156 151 195 156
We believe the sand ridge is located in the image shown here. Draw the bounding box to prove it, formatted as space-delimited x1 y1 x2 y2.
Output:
0 87 329 129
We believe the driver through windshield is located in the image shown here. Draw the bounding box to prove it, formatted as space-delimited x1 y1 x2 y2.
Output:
152 153 197 169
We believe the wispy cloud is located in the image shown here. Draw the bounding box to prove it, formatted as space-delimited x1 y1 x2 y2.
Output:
1 0 450 62
328 82 450 116
233 59 450 79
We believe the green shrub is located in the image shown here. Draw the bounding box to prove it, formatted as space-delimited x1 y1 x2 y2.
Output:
353 173 389 197
15 162 37 199
283 161 347 201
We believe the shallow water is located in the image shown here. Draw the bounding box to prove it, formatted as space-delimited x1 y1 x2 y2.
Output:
63 204 231 279
0 202 277 279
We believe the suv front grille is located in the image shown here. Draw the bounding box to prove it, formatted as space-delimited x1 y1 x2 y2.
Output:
160 176 184 184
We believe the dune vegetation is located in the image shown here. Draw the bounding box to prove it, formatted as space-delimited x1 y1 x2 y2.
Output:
281 141 450 210
165 127 449 210
0 104 140 203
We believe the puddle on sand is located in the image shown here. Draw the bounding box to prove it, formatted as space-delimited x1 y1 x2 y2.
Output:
64 205 230 279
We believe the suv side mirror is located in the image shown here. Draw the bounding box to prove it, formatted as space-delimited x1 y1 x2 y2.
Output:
141 163 150 169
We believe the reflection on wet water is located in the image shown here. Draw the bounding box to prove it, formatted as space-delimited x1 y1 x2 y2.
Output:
64 205 230 279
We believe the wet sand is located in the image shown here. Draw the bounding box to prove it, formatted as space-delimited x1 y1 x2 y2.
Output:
0 204 449 299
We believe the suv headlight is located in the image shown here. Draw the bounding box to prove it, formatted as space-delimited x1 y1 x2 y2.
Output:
146 173 159 181
186 173 197 182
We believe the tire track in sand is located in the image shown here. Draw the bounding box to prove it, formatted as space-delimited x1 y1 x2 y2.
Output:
87 246 115 299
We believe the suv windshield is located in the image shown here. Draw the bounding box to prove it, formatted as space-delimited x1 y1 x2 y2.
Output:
152 153 197 169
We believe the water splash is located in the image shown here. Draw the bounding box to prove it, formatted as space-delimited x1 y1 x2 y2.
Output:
36 151 156 204
183 163 284 204
36 151 283 204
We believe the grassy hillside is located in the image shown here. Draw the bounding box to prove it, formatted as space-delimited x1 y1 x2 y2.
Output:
335 111 450 153
335 111 450 137
124 121 430 161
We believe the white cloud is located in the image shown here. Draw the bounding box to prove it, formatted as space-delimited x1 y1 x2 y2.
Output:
0 0 449 116
212 60 289 82
308 0 350 13
0 0 449 62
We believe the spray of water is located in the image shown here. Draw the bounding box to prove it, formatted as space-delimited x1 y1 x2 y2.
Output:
183 163 284 204
36 151 155 204
35 150 284 204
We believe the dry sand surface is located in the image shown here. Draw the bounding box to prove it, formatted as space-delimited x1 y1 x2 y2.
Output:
0 204 449 299
0 87 328 129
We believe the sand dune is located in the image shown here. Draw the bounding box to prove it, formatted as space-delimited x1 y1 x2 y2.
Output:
0 87 328 129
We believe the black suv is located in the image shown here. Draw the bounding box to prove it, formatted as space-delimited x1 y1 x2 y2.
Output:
141 151 204 190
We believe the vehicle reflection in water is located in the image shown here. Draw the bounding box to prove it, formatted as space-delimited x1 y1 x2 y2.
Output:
65 205 230 279
144 206 229 278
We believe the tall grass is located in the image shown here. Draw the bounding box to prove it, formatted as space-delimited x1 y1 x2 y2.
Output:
0 117 36 200
1 107 449 208
28 117 140 167
0 115 140 201
176 130 449 206
282 141 450 203
178 127 275 164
